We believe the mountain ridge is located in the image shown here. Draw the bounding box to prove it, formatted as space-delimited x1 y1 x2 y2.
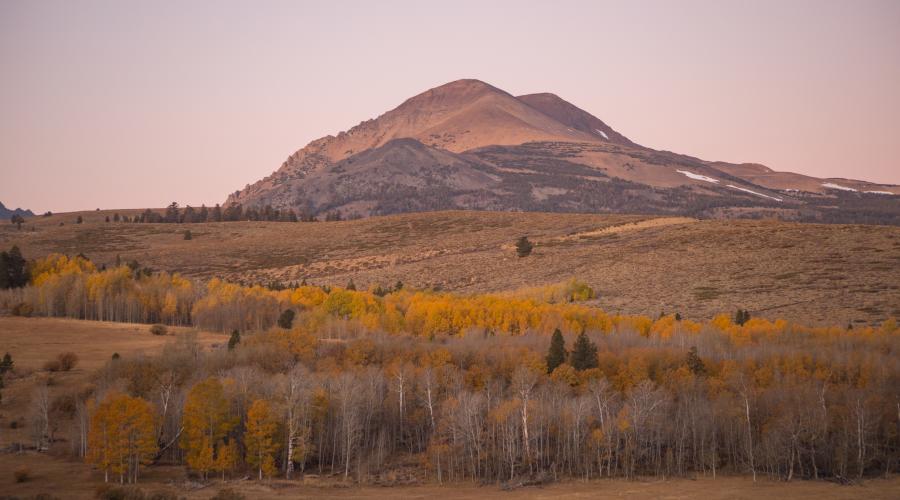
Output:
227 79 899 224
0 201 34 219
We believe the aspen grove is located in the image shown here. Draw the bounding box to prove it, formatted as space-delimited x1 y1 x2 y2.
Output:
1 252 898 484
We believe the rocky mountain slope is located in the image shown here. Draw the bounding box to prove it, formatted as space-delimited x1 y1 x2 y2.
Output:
0 201 34 219
227 79 899 224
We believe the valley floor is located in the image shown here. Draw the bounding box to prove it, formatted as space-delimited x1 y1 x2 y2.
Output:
1 452 898 499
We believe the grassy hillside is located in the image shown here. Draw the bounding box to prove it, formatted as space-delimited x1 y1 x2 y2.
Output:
2 210 899 325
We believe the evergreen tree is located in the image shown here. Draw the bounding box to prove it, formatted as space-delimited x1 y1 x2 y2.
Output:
546 328 567 373
211 204 223 222
183 230 192 240
165 202 180 223
277 309 295 329
346 279 356 291
182 205 196 223
227 330 241 350
0 352 14 374
686 346 706 376
76 215 83 224
2 246 28 288
515 236 533 257
223 204 242 222
734 309 750 326
570 332 598 371
0 251 7 289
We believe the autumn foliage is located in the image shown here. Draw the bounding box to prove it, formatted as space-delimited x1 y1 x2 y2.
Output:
87 393 157 484
3 252 898 484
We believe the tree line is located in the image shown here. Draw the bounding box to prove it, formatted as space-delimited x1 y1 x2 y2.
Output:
24 308 899 487
1 251 898 486
124 202 316 224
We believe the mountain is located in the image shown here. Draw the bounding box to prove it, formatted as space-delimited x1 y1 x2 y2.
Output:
227 79 900 224
0 202 34 219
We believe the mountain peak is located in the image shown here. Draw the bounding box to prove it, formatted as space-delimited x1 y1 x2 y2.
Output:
517 92 634 146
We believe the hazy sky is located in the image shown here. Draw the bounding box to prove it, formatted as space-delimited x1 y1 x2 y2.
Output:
2 0 899 212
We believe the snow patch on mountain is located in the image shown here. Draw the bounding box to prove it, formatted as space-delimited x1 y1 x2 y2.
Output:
677 170 719 184
822 182 857 192
726 185 782 202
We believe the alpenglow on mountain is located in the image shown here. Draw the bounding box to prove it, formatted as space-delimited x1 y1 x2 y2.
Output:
227 79 899 224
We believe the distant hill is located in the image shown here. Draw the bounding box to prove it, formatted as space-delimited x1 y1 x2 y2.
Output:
0 201 34 220
3 209 898 326
227 79 900 224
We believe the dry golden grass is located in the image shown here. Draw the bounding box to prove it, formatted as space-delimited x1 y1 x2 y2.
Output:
0 317 224 448
1 451 898 499
3 210 899 325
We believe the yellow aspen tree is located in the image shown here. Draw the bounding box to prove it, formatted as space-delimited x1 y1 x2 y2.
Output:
181 378 235 479
87 393 157 484
213 439 238 481
245 399 280 480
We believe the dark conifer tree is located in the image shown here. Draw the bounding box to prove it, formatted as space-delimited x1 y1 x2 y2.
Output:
546 328 567 373
164 202 180 223
182 205 196 223
228 330 241 350
0 352 13 374
515 236 533 257
734 309 750 326
570 331 598 371
277 309 295 329
2 246 28 288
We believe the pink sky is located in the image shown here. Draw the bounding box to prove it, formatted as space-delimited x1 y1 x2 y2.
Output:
1 0 899 212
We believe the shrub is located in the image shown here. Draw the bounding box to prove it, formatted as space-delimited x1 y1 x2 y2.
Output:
57 352 78 371
11 302 33 317
183 230 192 240
149 324 168 336
45 352 77 372
515 236 533 257
14 466 30 482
